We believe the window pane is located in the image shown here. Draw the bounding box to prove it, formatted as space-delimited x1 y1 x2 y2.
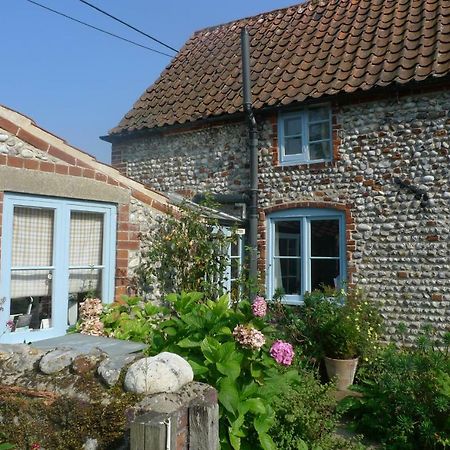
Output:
284 137 303 155
309 141 331 160
309 122 330 142
275 221 301 256
231 240 239 257
274 258 301 295
10 269 53 332
12 207 54 267
311 219 340 257
309 106 329 122
284 117 301 136
231 258 240 280
68 268 102 297
70 212 103 266
310 259 340 291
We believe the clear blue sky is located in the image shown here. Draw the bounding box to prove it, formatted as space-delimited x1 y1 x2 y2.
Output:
1 0 296 163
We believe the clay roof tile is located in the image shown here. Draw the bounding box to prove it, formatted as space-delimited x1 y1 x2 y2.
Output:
111 0 450 135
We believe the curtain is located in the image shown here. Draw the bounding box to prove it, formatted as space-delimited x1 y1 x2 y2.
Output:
68 211 103 294
11 207 54 298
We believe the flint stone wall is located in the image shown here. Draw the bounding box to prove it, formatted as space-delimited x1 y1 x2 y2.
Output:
112 90 450 343
0 129 68 164
112 122 250 195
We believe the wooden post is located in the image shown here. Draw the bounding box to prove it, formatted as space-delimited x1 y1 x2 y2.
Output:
130 412 167 450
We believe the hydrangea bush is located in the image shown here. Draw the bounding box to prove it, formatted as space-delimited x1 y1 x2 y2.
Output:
147 292 297 450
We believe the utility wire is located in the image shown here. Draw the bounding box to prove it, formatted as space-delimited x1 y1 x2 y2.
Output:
25 0 174 57
77 0 178 54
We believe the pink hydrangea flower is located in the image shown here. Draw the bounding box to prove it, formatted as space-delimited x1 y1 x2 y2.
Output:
233 325 266 350
79 298 105 336
270 340 295 366
252 296 267 317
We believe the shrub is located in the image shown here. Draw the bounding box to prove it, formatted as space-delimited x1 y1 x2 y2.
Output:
270 368 338 449
135 200 239 300
148 292 300 450
101 296 161 343
341 326 450 449
270 287 383 360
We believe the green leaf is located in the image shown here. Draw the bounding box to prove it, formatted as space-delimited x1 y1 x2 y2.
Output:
201 337 221 363
297 439 310 450
229 428 241 450
216 360 241 380
258 432 277 450
219 377 240 415
217 341 237 361
243 398 266 415
0 445 16 450
177 337 202 348
241 382 258 400
253 407 275 434
188 360 209 376
165 293 178 303
164 327 177 336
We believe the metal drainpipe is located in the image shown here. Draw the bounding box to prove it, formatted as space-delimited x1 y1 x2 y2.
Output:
241 27 258 297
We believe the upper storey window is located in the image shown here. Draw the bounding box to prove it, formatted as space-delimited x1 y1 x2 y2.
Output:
278 105 332 165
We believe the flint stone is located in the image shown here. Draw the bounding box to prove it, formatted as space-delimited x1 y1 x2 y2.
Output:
124 352 193 395
72 352 105 375
98 354 139 387
20 148 35 158
39 348 82 374
0 344 45 375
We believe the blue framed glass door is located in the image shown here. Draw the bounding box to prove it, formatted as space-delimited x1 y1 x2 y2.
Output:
0 194 116 343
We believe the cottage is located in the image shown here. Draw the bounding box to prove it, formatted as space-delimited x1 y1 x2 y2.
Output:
104 0 450 341
0 104 170 343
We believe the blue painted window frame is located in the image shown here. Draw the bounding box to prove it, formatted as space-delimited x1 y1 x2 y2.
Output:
278 104 332 165
267 208 346 304
0 193 117 343
222 227 245 301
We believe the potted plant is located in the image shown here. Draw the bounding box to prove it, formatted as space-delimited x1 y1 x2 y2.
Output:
300 287 383 390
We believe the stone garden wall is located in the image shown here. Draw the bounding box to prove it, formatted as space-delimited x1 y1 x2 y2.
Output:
0 343 218 450
112 90 450 342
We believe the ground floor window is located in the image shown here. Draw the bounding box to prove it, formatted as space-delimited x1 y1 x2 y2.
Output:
267 209 346 304
0 194 116 343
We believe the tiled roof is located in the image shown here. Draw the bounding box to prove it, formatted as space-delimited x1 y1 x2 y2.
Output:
110 0 450 136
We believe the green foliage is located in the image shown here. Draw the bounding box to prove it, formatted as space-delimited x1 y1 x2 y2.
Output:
148 292 298 450
0 444 15 450
101 295 162 343
274 287 383 360
340 326 450 449
270 368 339 449
135 201 238 299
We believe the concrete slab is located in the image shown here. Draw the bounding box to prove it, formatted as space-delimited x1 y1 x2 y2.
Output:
31 334 146 357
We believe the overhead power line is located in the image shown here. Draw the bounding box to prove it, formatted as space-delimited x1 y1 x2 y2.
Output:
25 0 174 57
78 0 178 53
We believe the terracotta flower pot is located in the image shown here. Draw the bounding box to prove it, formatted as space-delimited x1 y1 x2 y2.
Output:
324 356 359 391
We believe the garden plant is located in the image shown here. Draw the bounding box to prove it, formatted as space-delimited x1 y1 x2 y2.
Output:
340 324 450 449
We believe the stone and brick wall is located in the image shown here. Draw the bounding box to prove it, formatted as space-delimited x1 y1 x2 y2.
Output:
112 89 450 342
